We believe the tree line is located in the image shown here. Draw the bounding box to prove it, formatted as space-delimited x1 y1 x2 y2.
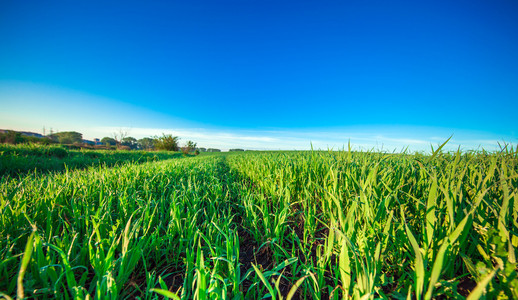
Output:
0 130 205 153
100 132 199 153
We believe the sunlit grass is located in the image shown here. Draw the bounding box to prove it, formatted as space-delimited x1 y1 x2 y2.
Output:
0 143 183 176
1 145 516 299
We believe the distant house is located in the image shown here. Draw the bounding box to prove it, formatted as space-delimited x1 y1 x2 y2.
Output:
82 139 95 146
81 138 102 146
1 129 46 139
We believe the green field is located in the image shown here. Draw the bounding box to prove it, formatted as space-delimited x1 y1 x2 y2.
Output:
0 144 184 177
1 147 517 299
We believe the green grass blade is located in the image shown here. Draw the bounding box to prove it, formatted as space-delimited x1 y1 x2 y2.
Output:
251 263 275 300
17 231 35 299
150 288 181 300
466 267 499 300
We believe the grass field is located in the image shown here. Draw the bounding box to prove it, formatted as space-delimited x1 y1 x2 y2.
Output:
0 144 184 177
0 146 517 299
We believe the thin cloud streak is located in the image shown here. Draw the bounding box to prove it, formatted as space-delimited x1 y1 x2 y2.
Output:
95 126 515 152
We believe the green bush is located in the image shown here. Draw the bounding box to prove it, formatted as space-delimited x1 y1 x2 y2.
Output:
46 146 68 158
154 134 179 151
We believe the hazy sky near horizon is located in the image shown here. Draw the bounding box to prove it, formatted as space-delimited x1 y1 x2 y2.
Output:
1 0 517 151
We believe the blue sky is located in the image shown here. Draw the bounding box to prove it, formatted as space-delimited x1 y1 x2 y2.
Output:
1 0 517 151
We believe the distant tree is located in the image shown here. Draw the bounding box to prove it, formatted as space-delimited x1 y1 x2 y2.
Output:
0 130 24 144
229 149 244 152
101 137 117 146
112 129 128 147
207 148 221 152
137 137 155 150
0 130 56 145
154 134 179 151
30 136 54 145
182 140 197 154
198 147 207 152
186 140 197 149
49 131 83 144
121 137 138 150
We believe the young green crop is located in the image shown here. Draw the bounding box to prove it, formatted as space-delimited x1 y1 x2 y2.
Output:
1 146 516 299
0 143 183 177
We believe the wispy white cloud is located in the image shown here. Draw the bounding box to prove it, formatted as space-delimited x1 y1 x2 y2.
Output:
92 126 516 152
94 127 284 149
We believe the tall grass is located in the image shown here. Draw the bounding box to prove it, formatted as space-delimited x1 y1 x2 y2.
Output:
226 147 517 299
0 143 183 177
0 147 516 299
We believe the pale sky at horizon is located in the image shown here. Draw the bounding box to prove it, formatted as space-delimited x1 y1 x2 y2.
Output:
1 81 513 152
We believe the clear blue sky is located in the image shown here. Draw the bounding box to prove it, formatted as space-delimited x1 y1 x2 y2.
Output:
1 0 517 150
